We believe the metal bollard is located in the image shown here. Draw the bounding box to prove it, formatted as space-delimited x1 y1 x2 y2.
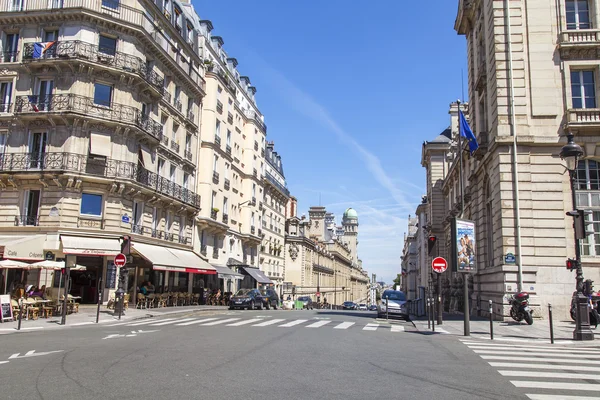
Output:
548 303 554 344
489 300 493 340
427 298 431 329
432 298 435 332
96 277 102 324
17 298 23 331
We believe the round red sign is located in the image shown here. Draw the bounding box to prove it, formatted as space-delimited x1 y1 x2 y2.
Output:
114 253 127 267
431 257 448 273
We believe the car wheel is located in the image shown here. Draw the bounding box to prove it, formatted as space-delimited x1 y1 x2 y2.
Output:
265 302 270 310
257 302 263 310
249 301 254 310
273 303 277 310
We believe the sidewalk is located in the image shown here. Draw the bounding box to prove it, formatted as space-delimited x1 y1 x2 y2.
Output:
0 304 227 333
410 312 600 345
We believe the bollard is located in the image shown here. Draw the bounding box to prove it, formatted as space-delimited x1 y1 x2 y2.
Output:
548 303 554 344
432 297 435 332
427 298 431 329
17 298 23 331
489 300 493 340
117 293 123 321
96 277 102 324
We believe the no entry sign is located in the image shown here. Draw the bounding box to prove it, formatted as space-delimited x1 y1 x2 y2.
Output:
431 257 447 274
114 253 127 267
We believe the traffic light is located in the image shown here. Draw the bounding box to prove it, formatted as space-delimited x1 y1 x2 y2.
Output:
569 209 594 240
428 236 437 255
566 258 579 271
120 235 131 255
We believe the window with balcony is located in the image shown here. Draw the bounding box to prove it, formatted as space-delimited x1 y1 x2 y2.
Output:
183 172 190 189
152 207 159 233
3 33 19 63
36 79 53 111
157 158 165 176
0 132 6 154
81 193 103 216
0 81 12 113
215 120 221 141
186 21 194 44
28 132 47 168
132 199 143 231
252 183 256 198
23 189 40 226
226 130 231 146
98 35 117 56
43 30 58 42
169 164 176 182
166 211 173 234
566 0 591 30
223 197 228 215
172 122 179 143
94 83 112 107
213 154 218 173
571 70 596 109
576 160 600 256
211 191 217 209
179 215 186 239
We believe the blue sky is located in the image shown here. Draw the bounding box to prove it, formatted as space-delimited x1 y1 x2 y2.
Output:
195 1 467 283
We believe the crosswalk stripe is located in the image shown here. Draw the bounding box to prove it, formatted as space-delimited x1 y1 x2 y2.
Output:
279 320 307 328
105 322 129 327
150 318 195 326
176 318 218 326
391 325 405 332
481 355 600 364
227 319 263 326
489 362 600 372
467 345 597 354
461 341 600 351
511 381 600 391
473 350 600 359
252 319 285 327
334 322 355 330
527 395 600 400
201 318 240 326
363 323 379 331
126 318 176 326
499 370 600 380
305 320 331 328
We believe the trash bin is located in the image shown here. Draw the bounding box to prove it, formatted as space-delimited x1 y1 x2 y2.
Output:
295 300 304 310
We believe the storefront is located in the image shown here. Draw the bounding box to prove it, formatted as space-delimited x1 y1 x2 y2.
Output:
239 266 274 290
211 265 244 293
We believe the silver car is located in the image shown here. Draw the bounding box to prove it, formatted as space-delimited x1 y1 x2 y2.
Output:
377 290 409 320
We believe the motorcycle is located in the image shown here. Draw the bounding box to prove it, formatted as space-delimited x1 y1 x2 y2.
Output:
569 281 599 328
509 291 533 325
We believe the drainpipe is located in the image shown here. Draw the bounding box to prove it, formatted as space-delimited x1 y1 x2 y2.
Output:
505 0 524 292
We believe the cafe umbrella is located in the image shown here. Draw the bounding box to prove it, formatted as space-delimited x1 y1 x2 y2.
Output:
29 260 87 299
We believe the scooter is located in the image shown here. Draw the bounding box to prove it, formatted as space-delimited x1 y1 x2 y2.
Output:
509 292 533 325
569 281 599 328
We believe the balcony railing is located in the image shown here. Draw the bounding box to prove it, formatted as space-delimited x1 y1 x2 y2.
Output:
0 103 12 113
212 249 219 259
14 94 163 140
251 197 256 206
175 99 182 113
0 152 200 208
131 224 189 244
15 215 39 226
265 171 290 197
160 134 169 147
227 112 233 124
22 41 164 90
224 178 230 190
212 171 219 184
184 149 192 161
244 109 267 133
251 226 255 235
200 244 207 256
1 51 18 63
567 108 600 125
215 136 221 146
222 214 228 224
225 145 231 155
210 209 218 220
187 110 195 123
171 141 180 153
254 141 259 151
216 100 223 114
560 29 600 44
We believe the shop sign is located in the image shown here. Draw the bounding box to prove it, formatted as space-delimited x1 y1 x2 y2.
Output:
45 251 55 261
106 260 117 289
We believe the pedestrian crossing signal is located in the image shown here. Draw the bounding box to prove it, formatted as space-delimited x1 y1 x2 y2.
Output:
428 236 437 255
566 258 579 271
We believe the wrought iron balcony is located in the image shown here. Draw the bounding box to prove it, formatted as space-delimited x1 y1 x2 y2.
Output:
227 112 233 124
226 145 231 155
22 41 164 90
251 226 255 235
210 209 218 220
15 215 39 226
0 103 12 113
215 136 221 146
253 168 257 178
222 214 229 224
200 244 208 256
251 197 256 206
1 51 18 63
14 94 162 140
175 99 182 113
0 152 201 208
187 110 195 123
162 91 171 104
258 201 263 210
216 100 223 114
184 149 192 161
264 171 290 197
212 249 219 259
254 141 258 151
160 134 169 147
244 109 267 133
212 171 219 184
261 149 264 158
224 178 230 190
171 141 180 153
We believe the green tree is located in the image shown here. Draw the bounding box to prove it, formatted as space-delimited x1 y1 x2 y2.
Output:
392 273 402 288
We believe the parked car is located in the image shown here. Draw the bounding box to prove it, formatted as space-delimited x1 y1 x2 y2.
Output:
296 296 313 310
358 303 367 311
260 288 279 310
377 290 408 320
229 289 263 310
368 305 378 311
342 301 357 310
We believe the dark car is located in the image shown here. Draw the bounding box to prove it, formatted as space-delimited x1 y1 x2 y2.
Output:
378 290 408 320
229 289 263 310
260 288 279 310
368 305 378 311
296 296 313 310
342 301 357 310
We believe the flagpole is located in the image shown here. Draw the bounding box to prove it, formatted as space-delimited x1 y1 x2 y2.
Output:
457 100 464 218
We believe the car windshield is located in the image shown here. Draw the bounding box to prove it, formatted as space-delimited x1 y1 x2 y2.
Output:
260 290 271 296
359 304 366 306
383 291 406 301
235 289 251 296
298 296 310 301
343 302 353 305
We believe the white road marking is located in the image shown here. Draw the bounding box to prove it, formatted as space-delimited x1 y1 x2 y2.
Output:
489 362 600 372
391 325 405 332
0 361 8 365
473 350 600 359
227 319 263 326
500 370 600 380
481 355 600 364
150 318 195 326
511 381 600 391
8 350 63 359
527 395 600 400
200 318 240 326
104 322 129 327
305 320 331 328
467 345 597 354
334 322 355 330
126 318 176 326
253 319 286 327
279 320 307 328
363 324 379 331
176 318 218 326
70 322 95 326
462 341 600 351
435 328 449 334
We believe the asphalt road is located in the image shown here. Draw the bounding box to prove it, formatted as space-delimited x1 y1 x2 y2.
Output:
0 309 528 400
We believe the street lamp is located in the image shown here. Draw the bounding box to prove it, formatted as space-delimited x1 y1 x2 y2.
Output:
560 134 594 341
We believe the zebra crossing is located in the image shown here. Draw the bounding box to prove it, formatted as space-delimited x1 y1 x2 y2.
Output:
461 338 600 399
105 316 410 333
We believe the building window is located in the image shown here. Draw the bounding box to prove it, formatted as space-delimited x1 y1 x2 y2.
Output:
179 215 185 238
157 158 165 176
215 120 221 139
4 33 19 62
576 160 600 256
226 130 231 146
223 197 228 215
98 35 117 55
152 207 159 232
93 83 112 107
566 0 591 30
81 193 103 216
183 172 190 189
213 154 218 172
169 164 176 181
0 131 6 154
43 29 58 42
23 189 41 225
133 200 143 227
211 191 217 208
571 70 596 109
166 211 173 233
0 81 12 113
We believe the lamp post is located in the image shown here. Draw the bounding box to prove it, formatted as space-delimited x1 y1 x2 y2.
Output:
560 134 594 341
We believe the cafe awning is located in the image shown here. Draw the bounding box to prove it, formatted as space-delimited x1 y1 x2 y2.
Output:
60 235 121 256
212 265 243 280
240 266 273 284
132 243 216 274
0 235 46 260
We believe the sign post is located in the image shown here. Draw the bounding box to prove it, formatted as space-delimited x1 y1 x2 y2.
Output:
453 218 476 337
114 253 128 319
431 257 447 325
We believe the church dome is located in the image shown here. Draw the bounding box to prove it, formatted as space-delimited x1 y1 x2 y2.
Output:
343 208 358 220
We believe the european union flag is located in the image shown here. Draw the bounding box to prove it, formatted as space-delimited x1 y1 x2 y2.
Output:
459 109 479 155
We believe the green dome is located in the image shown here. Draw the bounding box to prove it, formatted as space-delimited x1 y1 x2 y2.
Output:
344 208 358 219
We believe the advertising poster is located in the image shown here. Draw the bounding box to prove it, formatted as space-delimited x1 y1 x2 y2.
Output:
456 218 476 272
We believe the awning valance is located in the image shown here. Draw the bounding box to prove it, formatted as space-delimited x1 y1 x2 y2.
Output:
241 267 273 284
132 243 216 274
212 265 243 280
61 235 121 256
1 235 46 260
